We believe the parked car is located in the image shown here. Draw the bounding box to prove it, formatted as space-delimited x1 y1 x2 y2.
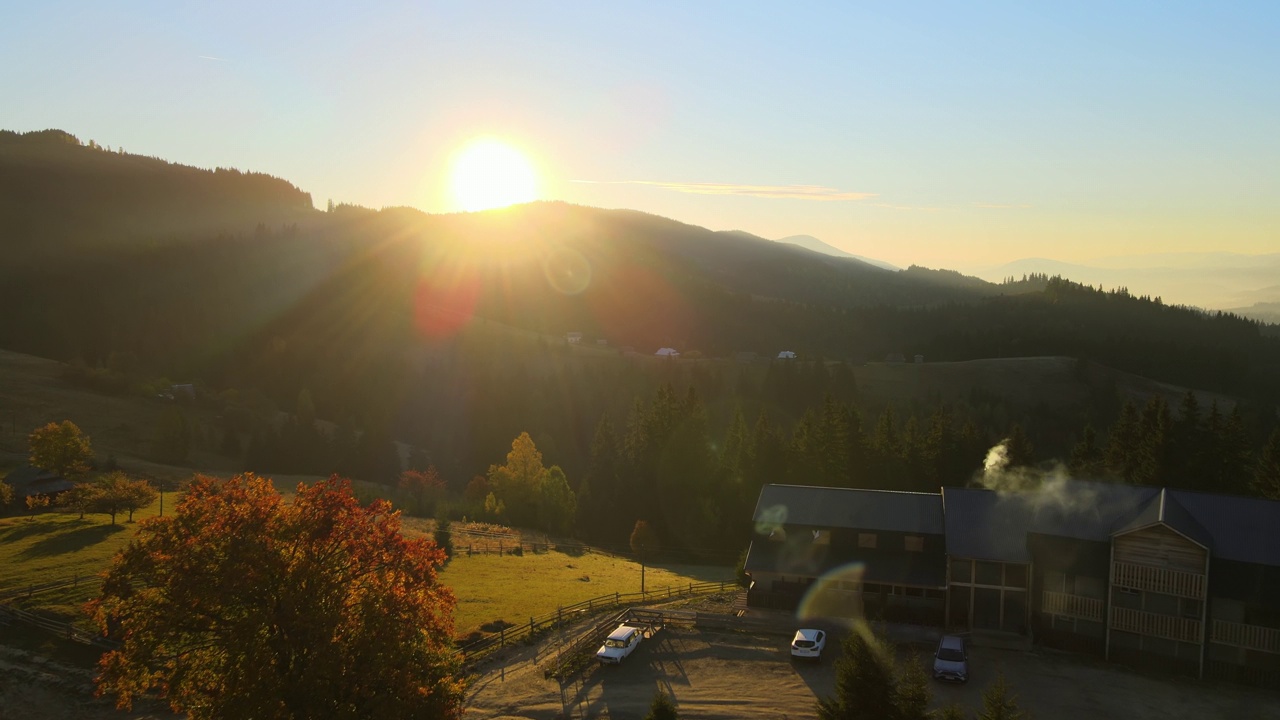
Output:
596 625 644 664
790 628 826 660
932 634 969 683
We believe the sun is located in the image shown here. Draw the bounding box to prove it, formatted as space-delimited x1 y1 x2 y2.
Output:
449 138 539 212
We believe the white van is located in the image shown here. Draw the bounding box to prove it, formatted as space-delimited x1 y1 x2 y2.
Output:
596 625 644 664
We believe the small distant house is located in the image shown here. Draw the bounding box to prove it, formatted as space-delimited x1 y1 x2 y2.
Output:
3 465 74 499
596 338 609 346
566 332 583 345
914 354 924 364
655 347 680 358
777 350 797 360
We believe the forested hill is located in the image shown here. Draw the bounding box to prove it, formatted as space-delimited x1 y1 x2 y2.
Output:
0 129 314 262
0 131 1277 464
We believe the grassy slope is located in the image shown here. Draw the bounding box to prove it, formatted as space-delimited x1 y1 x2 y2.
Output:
439 551 732 637
1 496 730 638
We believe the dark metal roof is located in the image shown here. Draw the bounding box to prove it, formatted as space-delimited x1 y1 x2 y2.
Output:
2 465 74 496
941 482 1160 563
752 484 944 535
1169 490 1280 566
1111 489 1214 550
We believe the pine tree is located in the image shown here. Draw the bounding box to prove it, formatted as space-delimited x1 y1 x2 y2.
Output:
1069 424 1103 477
977 674 1028 720
895 657 932 720
1135 395 1172 485
1005 424 1035 469
1105 400 1141 482
1252 428 1280 500
645 690 679 720
816 630 899 720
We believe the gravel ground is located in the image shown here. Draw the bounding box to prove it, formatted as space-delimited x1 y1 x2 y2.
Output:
466 625 1280 720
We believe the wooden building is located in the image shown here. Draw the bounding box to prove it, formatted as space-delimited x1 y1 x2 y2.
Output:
743 481 1280 686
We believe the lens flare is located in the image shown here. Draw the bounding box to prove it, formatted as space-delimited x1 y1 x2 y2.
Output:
796 563 867 626
543 246 592 295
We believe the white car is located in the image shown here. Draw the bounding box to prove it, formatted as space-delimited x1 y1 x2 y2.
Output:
790 628 826 660
932 634 969 683
596 625 644 664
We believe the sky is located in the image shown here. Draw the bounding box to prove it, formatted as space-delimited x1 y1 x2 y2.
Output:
3 1 1278 273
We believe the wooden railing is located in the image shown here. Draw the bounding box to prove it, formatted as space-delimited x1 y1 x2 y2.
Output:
1111 606 1202 644
1211 620 1280 654
1042 591 1103 622
1111 562 1205 599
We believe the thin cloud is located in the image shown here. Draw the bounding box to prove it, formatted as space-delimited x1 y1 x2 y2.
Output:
573 179 875 201
973 202 1031 209
198 55 229 62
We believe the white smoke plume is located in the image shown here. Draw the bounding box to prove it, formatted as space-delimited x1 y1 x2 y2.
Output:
975 439 1099 513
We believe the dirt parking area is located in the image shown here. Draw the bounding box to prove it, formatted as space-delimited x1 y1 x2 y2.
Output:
466 626 1280 720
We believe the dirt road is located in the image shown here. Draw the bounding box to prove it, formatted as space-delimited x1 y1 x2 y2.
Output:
466 626 1280 720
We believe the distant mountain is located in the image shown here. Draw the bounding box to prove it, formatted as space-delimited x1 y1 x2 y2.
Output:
965 254 1280 311
774 234 899 270
0 128 1276 415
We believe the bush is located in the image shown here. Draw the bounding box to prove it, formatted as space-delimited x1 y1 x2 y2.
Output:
645 690 678 720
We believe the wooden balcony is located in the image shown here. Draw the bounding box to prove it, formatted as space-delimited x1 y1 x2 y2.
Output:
1111 561 1205 599
1211 620 1280 654
1042 591 1103 622
1111 606 1202 644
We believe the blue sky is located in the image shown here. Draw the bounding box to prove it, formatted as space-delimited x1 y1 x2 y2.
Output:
3 1 1277 269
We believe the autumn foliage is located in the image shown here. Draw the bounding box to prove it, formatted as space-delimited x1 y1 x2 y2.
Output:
88 473 464 719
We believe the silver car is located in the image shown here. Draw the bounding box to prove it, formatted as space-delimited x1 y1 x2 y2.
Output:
932 634 969 683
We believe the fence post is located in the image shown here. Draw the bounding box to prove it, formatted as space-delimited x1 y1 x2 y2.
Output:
500 627 506 648
558 607 563 627
499 541 503 555
588 598 593 611
615 592 619 605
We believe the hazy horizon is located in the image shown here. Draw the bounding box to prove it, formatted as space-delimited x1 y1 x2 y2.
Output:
3 2 1278 280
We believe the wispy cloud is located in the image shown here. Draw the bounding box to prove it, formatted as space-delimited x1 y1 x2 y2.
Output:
573 179 875 202
973 202 1031 209
198 55 229 62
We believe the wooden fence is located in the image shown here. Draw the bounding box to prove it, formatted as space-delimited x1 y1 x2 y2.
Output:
0 576 116 648
456 580 736 666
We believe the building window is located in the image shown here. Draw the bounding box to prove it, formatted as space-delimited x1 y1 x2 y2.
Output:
975 561 1003 586
1004 564 1028 589
858 533 878 549
950 559 972 584
904 535 924 552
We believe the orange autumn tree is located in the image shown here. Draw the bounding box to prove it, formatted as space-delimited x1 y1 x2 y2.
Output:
88 473 465 719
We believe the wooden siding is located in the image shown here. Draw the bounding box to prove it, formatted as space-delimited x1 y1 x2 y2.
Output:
1042 591 1103 622
1113 525 1207 574
1111 606 1202 644
1111 561 1205 598
1211 620 1280 655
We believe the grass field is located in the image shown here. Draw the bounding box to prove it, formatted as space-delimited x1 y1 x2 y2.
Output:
439 551 732 636
1 495 732 639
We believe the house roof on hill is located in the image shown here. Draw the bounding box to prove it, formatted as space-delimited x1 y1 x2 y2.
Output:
753 484 944 535
744 541 947 588
3 464 75 496
1112 488 1214 549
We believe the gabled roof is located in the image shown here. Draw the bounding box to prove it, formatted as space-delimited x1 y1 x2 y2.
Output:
1168 490 1280 566
941 482 1159 563
752 484 944 535
1111 488 1214 550
3 465 74 496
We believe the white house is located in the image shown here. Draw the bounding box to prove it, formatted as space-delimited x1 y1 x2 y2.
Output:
567 332 583 345
655 347 680 358
777 350 797 360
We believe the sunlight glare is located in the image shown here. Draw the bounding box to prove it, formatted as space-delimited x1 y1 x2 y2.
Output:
449 138 539 212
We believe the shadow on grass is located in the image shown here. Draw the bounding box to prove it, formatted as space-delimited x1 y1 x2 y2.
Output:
0 518 77 544
21 522 126 558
